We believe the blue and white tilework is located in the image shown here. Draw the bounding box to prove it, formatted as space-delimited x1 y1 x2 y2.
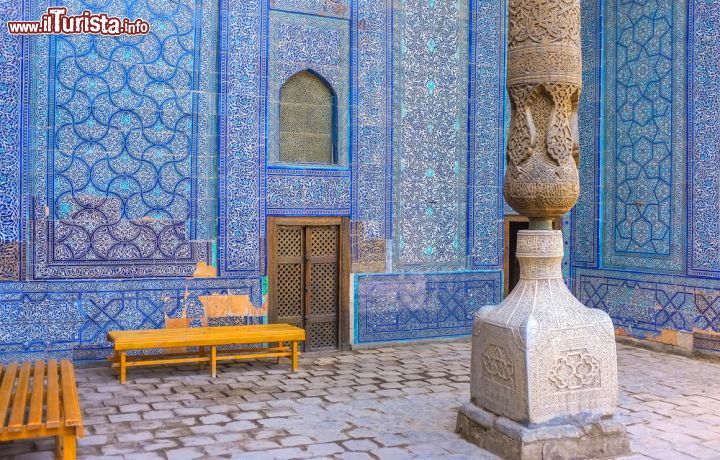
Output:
567 0 720 344
351 0 392 269
270 0 351 19
267 10 350 167
5 0 718 357
356 271 502 343
219 0 265 276
570 0 602 269
392 0 469 272
266 169 351 215
28 0 216 279
601 0 686 273
0 0 511 355
0 278 260 362
468 0 505 270
689 0 720 277
0 0 23 281
576 268 720 338
265 10 352 217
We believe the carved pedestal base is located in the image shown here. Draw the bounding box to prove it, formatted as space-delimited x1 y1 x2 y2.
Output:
458 230 629 458
457 403 630 460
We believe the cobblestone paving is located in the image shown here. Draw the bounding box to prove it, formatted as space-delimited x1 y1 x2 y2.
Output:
2 341 720 459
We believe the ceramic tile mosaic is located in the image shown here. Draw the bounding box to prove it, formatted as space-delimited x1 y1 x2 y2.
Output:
468 0 506 270
27 0 216 279
218 0 266 276
270 0 351 19
0 0 22 282
575 268 720 337
567 0 720 345
266 169 351 216
570 0 602 269
0 278 260 362
267 10 350 167
391 0 469 272
355 271 502 343
688 0 720 277
601 0 687 273
264 9 352 217
351 0 393 271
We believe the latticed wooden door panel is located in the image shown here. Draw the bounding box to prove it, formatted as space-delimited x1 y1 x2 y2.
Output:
309 225 338 257
304 226 339 352
271 223 340 352
275 226 304 327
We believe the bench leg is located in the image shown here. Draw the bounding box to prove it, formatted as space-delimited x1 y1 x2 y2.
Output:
199 346 205 368
55 434 62 459
276 342 282 365
112 351 120 375
120 351 127 384
291 341 298 372
62 432 76 460
211 345 217 378
55 432 76 460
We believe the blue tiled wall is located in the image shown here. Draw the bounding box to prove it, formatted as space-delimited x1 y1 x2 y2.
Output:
602 0 686 273
0 0 506 360
27 0 216 280
354 0 506 342
568 0 720 352
391 0 470 272
0 278 261 361
355 271 501 343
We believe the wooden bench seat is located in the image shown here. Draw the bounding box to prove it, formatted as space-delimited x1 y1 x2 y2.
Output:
0 360 83 459
107 324 306 383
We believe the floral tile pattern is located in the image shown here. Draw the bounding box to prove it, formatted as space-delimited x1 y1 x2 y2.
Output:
392 0 469 271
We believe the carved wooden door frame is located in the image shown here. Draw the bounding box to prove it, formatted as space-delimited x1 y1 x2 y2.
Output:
267 216 351 351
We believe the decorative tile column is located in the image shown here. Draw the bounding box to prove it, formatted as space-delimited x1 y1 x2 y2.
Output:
456 0 630 458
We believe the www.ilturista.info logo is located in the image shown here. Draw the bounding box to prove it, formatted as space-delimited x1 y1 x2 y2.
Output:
7 7 150 35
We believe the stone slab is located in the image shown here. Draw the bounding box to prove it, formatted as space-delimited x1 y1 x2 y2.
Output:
457 403 630 460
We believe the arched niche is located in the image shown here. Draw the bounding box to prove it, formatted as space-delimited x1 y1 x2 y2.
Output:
279 70 337 165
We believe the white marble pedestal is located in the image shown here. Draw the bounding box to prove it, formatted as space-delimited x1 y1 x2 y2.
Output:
457 230 629 459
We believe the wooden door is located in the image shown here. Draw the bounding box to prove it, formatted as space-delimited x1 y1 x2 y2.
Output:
274 225 305 330
268 217 349 352
304 226 339 351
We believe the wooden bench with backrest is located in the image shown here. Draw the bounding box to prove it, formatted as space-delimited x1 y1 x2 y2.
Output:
107 324 306 383
0 360 83 459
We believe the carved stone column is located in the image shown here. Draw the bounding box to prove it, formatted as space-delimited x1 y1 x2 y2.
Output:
456 1 630 458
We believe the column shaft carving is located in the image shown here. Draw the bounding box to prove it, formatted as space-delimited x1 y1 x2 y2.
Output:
504 0 582 220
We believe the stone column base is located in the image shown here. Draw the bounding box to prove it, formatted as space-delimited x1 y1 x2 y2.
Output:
456 403 630 460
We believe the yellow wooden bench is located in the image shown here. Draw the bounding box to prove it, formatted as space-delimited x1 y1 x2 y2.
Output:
107 324 306 383
0 360 83 459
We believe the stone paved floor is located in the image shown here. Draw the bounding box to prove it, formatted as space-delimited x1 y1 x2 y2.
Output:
2 341 720 460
